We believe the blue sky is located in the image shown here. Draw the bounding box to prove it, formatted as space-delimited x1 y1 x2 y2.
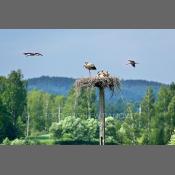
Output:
0 29 174 84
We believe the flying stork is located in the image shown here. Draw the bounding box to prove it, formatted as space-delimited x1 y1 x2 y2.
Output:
127 59 139 68
84 62 97 77
23 52 43 56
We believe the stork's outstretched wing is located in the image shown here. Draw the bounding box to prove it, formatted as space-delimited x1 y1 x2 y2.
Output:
35 53 43 56
23 52 43 56
24 53 35 56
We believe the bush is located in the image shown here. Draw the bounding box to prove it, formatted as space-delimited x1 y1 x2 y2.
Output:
49 116 99 142
49 122 62 138
49 116 121 144
10 138 26 145
105 116 121 144
168 130 175 145
2 138 39 145
84 118 98 142
2 137 11 145
24 139 40 145
60 133 74 142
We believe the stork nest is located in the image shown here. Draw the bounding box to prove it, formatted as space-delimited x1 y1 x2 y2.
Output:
75 76 120 94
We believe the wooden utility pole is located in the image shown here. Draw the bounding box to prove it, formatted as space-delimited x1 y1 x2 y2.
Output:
99 87 105 145
87 87 91 119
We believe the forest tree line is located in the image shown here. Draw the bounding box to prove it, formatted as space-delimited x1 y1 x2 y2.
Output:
1 70 175 145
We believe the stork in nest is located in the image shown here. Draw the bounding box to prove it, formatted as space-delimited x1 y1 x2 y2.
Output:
24 52 43 56
127 59 139 67
96 70 110 78
84 62 97 77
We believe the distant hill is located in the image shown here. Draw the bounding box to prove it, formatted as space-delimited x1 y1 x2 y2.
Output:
117 79 163 102
27 76 75 96
27 76 166 102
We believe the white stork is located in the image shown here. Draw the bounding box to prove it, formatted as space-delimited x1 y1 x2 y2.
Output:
101 70 110 77
23 52 43 57
97 70 110 78
126 59 139 68
84 62 97 77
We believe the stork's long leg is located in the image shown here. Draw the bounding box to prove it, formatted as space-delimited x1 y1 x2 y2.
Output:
89 70 91 77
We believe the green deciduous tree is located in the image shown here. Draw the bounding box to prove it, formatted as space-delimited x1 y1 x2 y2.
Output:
167 96 175 135
168 129 175 145
140 87 155 144
105 116 121 144
27 90 65 134
62 87 96 119
119 104 141 145
49 116 99 143
27 90 45 132
0 70 27 140
152 86 172 144
2 70 27 127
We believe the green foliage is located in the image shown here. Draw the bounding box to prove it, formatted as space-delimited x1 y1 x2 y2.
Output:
141 87 155 116
168 130 175 145
140 87 155 144
1 69 175 145
59 116 87 141
16 116 26 137
170 82 175 97
27 90 65 134
49 116 122 144
62 88 77 117
28 134 54 145
27 90 45 132
49 116 98 142
155 86 171 113
49 122 62 138
10 138 26 145
166 96 175 139
151 86 173 144
105 116 121 144
62 87 96 119
0 70 27 142
120 104 141 145
85 118 98 142
2 70 27 125
168 96 175 127
105 98 127 115
2 137 11 145
2 137 40 145
50 95 65 122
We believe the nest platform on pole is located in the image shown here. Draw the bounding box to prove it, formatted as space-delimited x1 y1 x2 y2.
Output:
75 76 120 145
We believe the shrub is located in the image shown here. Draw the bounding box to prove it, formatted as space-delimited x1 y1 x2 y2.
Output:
10 138 26 145
2 137 11 145
49 122 62 138
49 116 99 142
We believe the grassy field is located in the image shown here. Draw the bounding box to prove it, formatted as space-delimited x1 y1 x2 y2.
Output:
29 134 100 145
29 134 55 145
